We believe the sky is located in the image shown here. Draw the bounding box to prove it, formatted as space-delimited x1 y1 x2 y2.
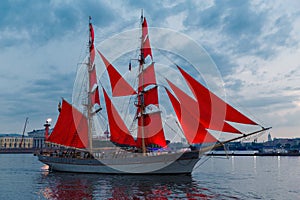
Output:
0 0 299 140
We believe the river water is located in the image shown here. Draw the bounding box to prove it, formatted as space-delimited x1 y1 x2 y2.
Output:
0 154 299 199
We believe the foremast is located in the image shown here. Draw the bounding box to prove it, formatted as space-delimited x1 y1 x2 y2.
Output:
87 16 93 153
87 16 100 153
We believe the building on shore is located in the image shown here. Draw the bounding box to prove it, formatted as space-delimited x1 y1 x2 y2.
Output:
0 134 33 149
213 137 300 154
27 129 49 149
0 128 49 150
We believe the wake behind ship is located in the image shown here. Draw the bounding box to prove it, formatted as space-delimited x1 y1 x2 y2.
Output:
37 13 270 174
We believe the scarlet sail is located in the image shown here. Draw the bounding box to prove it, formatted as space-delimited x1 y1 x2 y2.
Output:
165 88 218 144
89 64 100 105
166 79 241 133
103 88 136 146
141 17 152 60
177 66 258 125
98 50 136 97
136 86 159 115
47 99 88 149
137 112 167 147
89 20 95 65
138 63 156 91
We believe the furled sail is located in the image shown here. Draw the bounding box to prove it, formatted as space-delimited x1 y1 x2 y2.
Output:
166 79 241 133
102 88 136 146
177 66 258 125
47 99 88 149
98 50 137 97
165 88 218 144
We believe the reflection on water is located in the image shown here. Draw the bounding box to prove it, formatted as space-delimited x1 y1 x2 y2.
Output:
38 170 94 199
37 169 226 199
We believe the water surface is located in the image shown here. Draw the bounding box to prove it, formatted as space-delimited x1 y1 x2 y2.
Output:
0 154 299 199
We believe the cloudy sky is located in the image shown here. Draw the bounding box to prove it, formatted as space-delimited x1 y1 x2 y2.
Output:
0 0 299 140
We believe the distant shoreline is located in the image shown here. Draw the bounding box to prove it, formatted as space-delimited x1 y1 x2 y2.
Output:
206 152 300 157
0 148 35 154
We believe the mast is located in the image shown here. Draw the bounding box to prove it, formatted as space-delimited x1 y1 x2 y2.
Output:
88 16 93 153
139 10 146 154
135 11 167 153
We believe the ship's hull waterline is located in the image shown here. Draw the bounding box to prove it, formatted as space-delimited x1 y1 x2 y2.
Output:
38 151 202 174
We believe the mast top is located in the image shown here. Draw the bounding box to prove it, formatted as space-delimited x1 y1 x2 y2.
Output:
141 9 144 22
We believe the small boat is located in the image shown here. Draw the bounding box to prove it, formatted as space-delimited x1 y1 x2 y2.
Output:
37 13 270 174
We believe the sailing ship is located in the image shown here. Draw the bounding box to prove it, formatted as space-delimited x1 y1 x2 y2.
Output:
37 14 271 174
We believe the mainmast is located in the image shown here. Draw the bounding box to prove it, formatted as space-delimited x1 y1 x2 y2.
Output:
99 12 166 152
135 11 167 153
139 10 146 154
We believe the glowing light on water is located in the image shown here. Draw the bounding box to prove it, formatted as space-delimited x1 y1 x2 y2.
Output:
40 165 50 176
41 164 49 171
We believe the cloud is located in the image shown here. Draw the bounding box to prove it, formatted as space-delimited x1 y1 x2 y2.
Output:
0 0 299 139
180 0 300 80
0 0 116 48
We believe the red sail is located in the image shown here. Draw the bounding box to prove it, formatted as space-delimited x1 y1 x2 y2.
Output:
47 99 88 149
141 17 152 60
166 79 241 133
136 86 159 115
136 87 166 148
139 17 156 92
138 63 156 91
143 86 159 105
89 64 100 105
103 88 136 146
137 112 167 148
165 88 218 144
177 66 258 125
98 50 137 97
89 22 95 67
